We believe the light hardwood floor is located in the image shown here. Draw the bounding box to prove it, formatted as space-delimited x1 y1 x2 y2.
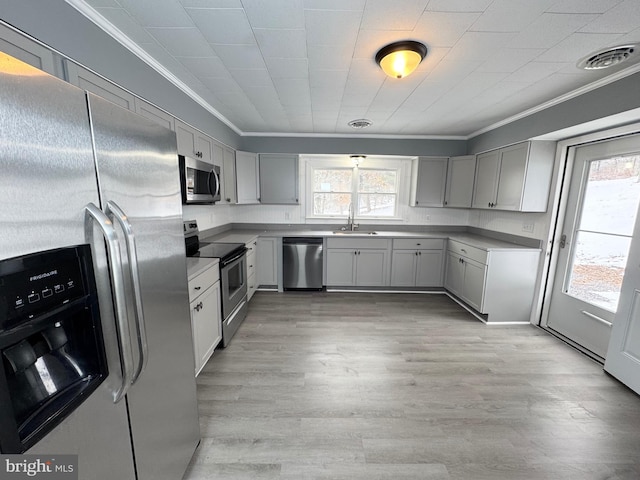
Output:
183 291 640 480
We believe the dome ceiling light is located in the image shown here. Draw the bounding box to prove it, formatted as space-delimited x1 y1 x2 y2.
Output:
375 41 428 79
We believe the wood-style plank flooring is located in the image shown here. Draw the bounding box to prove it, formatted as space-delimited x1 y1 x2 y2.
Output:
183 291 640 480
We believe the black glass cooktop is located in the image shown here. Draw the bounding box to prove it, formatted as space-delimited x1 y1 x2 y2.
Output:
191 242 245 261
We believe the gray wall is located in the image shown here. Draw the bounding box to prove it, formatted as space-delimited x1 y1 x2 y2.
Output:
468 71 640 154
0 0 240 149
239 136 467 156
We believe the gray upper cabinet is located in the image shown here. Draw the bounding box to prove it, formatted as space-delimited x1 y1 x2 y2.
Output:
66 62 136 111
444 155 476 208
134 98 175 131
471 141 555 212
214 141 237 204
175 119 213 163
0 23 62 77
259 154 299 204
236 151 260 204
410 157 448 207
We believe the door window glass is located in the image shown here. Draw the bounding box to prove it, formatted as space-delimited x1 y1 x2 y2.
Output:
566 156 640 311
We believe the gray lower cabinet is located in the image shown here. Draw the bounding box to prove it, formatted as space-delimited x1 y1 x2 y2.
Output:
259 154 299 204
188 263 221 376
444 239 540 323
325 238 390 287
257 237 278 287
246 237 258 300
390 238 444 287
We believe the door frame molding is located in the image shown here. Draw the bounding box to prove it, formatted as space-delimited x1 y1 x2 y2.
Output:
538 122 640 361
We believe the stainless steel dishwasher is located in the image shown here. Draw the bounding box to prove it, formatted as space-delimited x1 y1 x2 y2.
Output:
283 237 323 290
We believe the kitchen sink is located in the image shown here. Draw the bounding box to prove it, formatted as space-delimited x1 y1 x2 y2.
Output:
332 230 378 235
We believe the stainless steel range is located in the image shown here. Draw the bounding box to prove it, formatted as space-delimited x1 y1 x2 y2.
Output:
184 221 248 347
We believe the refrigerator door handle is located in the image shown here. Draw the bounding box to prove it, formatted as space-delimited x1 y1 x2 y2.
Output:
106 200 149 383
84 203 135 403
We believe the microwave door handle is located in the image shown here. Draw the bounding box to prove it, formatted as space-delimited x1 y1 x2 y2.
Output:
208 168 220 198
105 200 148 383
84 203 135 403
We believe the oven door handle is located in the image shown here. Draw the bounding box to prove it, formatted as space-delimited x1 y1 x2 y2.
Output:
221 248 248 267
106 200 148 383
85 203 135 404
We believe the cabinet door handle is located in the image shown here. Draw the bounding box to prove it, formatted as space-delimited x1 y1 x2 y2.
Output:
194 286 201 290
488 202 491 208
418 252 422 256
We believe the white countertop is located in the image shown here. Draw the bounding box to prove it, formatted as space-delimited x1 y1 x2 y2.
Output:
186 257 219 280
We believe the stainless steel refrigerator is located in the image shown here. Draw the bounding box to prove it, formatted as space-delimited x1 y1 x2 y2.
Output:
0 53 200 478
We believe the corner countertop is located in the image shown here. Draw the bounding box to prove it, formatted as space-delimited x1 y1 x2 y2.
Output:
186 257 219 280
202 228 540 251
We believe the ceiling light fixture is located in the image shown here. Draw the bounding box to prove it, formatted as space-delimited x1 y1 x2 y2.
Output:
375 41 427 79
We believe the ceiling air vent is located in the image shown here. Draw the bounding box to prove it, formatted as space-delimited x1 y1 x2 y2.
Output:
348 118 373 129
578 45 637 70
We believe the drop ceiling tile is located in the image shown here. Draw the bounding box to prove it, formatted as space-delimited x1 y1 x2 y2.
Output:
546 0 624 14
579 0 640 34
244 86 284 109
185 8 254 45
504 62 568 83
305 9 362 46
177 56 229 78
426 0 493 13
242 0 305 28
304 0 365 10
86 0 122 7
228 68 274 88
470 0 555 33
361 0 429 30
475 48 547 73
95 7 157 45
444 31 517 62
116 0 194 27
509 13 600 49
212 44 267 69
200 76 243 94
146 27 214 57
425 58 483 83
399 80 454 111
309 70 349 89
311 88 343 110
179 0 242 6
307 45 353 70
264 58 310 78
536 32 624 62
273 78 312 106
413 11 481 47
253 29 307 58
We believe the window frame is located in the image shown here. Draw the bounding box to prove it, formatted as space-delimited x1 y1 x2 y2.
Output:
304 156 409 221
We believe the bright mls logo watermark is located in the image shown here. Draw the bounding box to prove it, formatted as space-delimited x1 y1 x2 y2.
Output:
1 455 77 479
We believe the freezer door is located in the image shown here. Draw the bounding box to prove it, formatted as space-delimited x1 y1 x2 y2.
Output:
86 93 200 480
0 54 135 478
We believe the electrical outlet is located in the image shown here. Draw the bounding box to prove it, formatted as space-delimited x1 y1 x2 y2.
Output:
522 222 534 233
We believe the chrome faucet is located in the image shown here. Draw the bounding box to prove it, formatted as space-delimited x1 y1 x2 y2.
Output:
345 202 358 231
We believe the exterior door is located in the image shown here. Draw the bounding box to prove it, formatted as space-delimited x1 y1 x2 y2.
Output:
545 134 640 359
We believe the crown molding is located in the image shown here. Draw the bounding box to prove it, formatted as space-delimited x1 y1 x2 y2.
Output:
239 131 467 140
468 61 640 140
64 0 242 136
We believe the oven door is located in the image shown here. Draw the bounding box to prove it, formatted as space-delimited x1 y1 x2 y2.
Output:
220 252 247 320
179 155 221 204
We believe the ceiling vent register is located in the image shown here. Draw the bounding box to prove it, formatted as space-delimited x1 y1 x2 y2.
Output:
578 45 636 70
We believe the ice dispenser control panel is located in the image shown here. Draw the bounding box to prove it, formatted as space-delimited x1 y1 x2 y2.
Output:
0 249 87 330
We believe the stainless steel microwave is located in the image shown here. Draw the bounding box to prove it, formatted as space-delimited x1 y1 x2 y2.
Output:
178 155 221 204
